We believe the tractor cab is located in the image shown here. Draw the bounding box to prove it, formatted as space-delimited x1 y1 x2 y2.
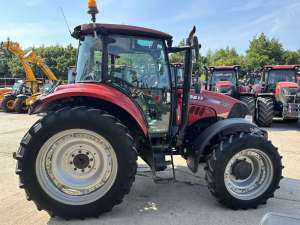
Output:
262 65 299 92
206 65 240 96
73 23 176 133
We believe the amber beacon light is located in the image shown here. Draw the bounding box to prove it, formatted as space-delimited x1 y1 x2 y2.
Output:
88 0 99 22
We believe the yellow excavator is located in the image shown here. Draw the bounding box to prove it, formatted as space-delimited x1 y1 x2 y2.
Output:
0 41 58 113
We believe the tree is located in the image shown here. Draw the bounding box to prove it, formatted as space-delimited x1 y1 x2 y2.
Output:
245 33 285 70
283 50 300 64
207 47 244 66
169 40 185 63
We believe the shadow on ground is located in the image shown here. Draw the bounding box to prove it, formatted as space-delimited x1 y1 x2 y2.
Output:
266 119 300 132
47 164 300 225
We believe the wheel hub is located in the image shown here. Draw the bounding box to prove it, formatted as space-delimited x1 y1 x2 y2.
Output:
36 129 118 205
224 149 274 200
231 159 253 180
73 153 90 170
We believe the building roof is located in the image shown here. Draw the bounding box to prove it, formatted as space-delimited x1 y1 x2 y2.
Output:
72 23 173 41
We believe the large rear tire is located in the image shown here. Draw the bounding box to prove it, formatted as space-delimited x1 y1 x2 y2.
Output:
256 97 274 127
14 96 29 113
15 107 137 219
1 94 16 112
205 133 283 209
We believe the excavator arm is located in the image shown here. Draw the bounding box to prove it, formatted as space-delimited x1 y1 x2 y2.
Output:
24 51 57 81
0 41 37 81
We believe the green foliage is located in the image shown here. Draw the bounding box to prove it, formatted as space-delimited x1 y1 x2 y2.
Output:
245 33 285 70
169 40 185 63
207 47 245 66
31 44 77 80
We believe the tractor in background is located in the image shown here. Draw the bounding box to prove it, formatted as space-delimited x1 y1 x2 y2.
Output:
252 65 300 126
14 0 282 219
205 65 255 117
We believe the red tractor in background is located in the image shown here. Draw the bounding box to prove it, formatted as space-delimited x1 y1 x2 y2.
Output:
252 65 300 127
205 65 255 117
14 0 282 219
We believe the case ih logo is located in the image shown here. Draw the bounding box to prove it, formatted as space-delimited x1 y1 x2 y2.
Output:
190 95 203 101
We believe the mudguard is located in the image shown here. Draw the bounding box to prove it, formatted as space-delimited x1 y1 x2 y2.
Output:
187 118 266 173
30 83 148 135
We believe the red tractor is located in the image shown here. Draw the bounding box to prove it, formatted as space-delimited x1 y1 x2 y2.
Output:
252 65 300 127
14 1 282 219
205 65 255 117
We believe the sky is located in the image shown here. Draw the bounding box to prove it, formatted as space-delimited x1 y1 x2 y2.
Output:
0 0 299 54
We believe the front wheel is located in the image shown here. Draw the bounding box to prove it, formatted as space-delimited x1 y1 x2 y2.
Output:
240 96 255 118
15 107 137 219
205 133 283 209
255 97 274 127
14 96 29 113
1 94 16 112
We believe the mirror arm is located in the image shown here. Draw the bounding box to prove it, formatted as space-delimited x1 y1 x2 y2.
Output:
168 46 190 53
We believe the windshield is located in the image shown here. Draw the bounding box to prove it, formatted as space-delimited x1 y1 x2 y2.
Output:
12 82 22 91
76 36 103 82
268 69 296 84
107 35 169 90
210 70 236 85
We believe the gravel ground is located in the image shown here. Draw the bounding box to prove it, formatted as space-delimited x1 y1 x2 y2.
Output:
0 112 299 225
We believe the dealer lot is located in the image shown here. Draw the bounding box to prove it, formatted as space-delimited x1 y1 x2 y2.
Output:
0 112 299 225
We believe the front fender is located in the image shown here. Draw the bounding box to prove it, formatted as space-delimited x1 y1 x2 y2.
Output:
30 83 148 135
187 118 266 173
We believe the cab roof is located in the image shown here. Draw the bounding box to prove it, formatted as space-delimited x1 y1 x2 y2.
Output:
264 65 300 70
72 23 173 41
209 65 240 70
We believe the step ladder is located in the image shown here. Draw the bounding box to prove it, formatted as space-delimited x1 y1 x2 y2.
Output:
151 144 176 183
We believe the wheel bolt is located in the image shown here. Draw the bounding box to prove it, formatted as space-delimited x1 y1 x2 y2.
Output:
88 165 91 169
70 161 73 164
71 154 74 157
74 168 77 171
81 169 85 172
78 150 82 153
86 152 89 155
90 158 93 161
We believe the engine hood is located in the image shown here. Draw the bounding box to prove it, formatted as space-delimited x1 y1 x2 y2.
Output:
188 89 248 120
275 82 298 96
216 80 233 88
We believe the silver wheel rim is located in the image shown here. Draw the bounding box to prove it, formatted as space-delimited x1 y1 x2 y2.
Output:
224 149 274 200
36 129 118 205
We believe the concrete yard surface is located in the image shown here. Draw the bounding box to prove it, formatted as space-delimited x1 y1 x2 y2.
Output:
0 112 299 225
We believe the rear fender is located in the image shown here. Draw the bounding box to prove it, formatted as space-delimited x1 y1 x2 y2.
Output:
30 83 148 136
186 118 266 173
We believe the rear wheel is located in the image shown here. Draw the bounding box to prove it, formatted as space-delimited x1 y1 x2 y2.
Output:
205 133 282 209
1 94 16 112
256 97 274 127
15 107 137 219
15 96 29 113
